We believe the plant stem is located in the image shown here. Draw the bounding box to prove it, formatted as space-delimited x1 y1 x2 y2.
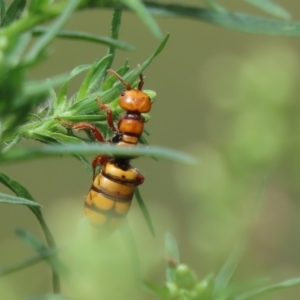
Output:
35 213 61 293
107 8 122 69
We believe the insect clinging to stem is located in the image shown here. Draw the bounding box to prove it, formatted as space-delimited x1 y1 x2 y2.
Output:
58 68 153 233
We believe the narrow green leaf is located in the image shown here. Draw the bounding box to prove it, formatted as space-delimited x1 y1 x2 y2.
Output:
236 277 300 300
107 9 123 69
134 187 155 237
77 62 98 100
0 0 6 23
66 86 109 115
2 133 22 153
77 55 112 100
16 229 47 252
204 0 227 12
56 64 91 108
214 277 270 299
43 132 87 144
107 33 169 89
15 229 68 276
1 0 26 26
0 172 35 200
31 132 61 144
16 229 63 293
24 73 70 97
25 0 80 64
0 171 57 250
214 242 246 290
121 0 162 39
144 280 170 298
53 115 106 122
0 143 196 164
165 232 180 282
10 31 31 61
144 2 300 36
0 192 41 206
69 64 92 77
45 86 57 117
245 0 290 20
31 131 89 148
110 8 122 43
0 247 59 277
32 26 135 51
139 134 149 147
0 172 49 244
0 173 59 291
74 154 93 175
165 232 180 263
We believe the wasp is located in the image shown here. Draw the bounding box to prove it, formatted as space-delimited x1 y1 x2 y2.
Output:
59 69 152 232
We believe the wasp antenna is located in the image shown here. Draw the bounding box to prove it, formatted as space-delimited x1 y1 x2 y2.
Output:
107 69 132 90
138 72 144 91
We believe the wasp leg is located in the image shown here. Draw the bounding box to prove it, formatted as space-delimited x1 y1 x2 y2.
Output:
72 122 106 143
96 97 117 133
55 117 75 128
56 117 106 143
92 155 109 179
138 73 144 91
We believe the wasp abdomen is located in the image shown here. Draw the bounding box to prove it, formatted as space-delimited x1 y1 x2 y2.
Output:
84 161 141 229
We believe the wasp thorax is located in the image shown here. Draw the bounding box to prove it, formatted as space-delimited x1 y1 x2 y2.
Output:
119 90 151 113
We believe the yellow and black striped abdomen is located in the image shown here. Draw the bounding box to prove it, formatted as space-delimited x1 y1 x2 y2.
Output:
84 161 139 230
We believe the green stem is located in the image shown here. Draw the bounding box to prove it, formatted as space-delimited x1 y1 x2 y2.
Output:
33 211 61 293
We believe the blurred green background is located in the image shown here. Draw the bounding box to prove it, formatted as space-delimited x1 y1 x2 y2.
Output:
2 0 300 299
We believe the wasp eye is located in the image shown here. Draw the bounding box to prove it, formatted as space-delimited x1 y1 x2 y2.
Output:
120 90 125 97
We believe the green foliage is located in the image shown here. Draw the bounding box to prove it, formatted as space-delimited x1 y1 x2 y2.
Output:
15 229 68 278
145 233 214 299
141 1 300 36
145 233 300 300
0 0 300 299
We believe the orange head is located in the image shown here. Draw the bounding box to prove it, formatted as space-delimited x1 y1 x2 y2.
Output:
107 69 151 113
